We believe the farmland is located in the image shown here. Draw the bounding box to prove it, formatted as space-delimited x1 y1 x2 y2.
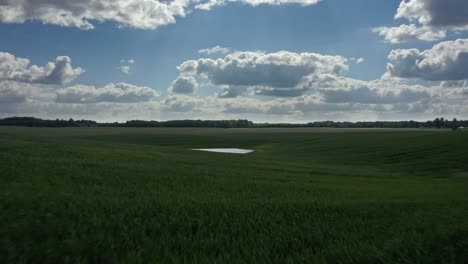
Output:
0 127 467 263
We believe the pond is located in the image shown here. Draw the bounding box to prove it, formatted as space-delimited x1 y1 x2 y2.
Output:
191 148 254 154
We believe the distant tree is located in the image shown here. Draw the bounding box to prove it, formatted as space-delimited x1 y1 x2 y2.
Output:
451 118 459 131
1 116 467 129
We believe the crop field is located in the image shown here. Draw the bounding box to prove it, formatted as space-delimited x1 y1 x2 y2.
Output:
0 127 467 263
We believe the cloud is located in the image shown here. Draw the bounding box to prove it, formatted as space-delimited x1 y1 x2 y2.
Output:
178 51 348 88
440 80 468 99
321 86 431 104
1 80 465 122
120 59 135 64
195 0 320 10
375 0 468 43
220 97 298 116
297 74 433 104
440 80 468 88
169 76 198 94
0 47 465 121
56 82 158 103
386 38 468 81
218 88 434 118
176 50 348 97
174 50 440 103
349 57 365 64
162 94 204 112
0 52 84 85
253 86 309 97
0 0 189 30
0 80 59 114
217 85 248 98
395 0 468 29
119 59 135 74
198 46 231 55
0 81 27 103
157 70 440 120
445 87 468 99
373 24 446 44
119 65 130 74
0 0 321 30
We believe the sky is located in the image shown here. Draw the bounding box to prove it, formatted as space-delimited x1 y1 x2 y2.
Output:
0 0 468 122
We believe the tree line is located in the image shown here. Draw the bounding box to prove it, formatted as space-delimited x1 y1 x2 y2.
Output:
257 118 468 130
0 116 467 129
0 117 254 128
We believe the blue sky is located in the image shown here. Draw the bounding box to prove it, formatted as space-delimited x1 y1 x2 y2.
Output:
0 0 398 86
0 0 468 122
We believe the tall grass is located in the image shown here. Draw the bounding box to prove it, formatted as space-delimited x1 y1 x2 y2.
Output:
0 127 467 263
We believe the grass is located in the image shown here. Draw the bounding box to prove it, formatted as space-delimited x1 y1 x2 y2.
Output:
0 127 467 263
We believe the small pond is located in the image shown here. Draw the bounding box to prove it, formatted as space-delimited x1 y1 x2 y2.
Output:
191 148 254 154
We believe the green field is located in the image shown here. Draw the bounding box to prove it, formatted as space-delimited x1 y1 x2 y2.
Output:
1 127 467 263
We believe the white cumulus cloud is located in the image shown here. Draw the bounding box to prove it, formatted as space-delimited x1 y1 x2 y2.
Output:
56 82 159 103
374 0 468 43
195 0 320 10
0 52 84 85
395 0 468 29
119 65 130 74
198 46 231 55
373 24 446 44
118 59 135 74
169 76 199 94
386 38 468 81
0 0 321 30
176 50 348 97
0 0 188 30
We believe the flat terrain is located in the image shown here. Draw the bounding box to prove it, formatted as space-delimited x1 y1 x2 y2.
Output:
0 127 467 263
